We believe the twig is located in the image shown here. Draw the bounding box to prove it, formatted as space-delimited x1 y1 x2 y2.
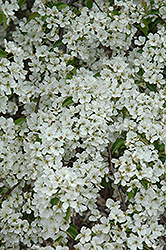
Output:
118 186 127 211
92 0 103 12
107 143 127 211
69 210 76 250
107 143 114 175
35 94 41 114
157 14 166 24
0 181 21 200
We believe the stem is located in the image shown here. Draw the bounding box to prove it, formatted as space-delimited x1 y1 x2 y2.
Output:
107 143 127 211
118 186 127 211
157 14 166 24
107 143 114 175
0 181 21 200
92 0 103 12
35 94 41 114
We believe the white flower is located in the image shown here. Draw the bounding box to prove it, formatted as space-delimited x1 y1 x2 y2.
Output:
127 234 143 250
75 226 91 244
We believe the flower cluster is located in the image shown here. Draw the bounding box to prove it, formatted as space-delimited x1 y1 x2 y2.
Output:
0 0 166 249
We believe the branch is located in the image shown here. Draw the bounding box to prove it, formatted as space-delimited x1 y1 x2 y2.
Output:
0 181 21 200
107 143 127 211
35 94 41 114
107 143 114 175
157 14 166 24
92 0 103 12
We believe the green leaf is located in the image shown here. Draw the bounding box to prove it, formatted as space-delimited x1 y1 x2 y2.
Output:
109 0 114 5
159 153 166 163
153 140 160 151
6 88 14 98
25 12 40 25
146 83 156 91
139 179 148 190
118 145 126 156
0 11 7 31
62 96 74 107
149 17 161 31
18 0 27 7
111 138 125 154
53 235 64 245
67 58 74 65
101 177 111 189
143 244 152 250
14 118 26 125
127 190 135 200
66 73 73 81
71 67 77 76
93 72 101 78
137 67 144 77
53 40 63 47
150 9 159 15
86 0 93 9
0 49 7 58
159 143 165 152
142 19 149 31
137 24 148 36
66 224 78 239
121 106 128 118
137 49 143 54
64 207 71 221
36 136 42 144
154 140 165 152
50 196 60 206
55 2 68 10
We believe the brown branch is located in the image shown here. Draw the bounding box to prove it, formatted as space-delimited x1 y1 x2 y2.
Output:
0 181 21 200
107 143 114 175
157 14 166 24
35 94 41 114
107 143 127 211
118 186 127 211
92 0 103 12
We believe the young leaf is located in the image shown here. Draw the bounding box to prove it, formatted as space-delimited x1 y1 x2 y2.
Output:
137 24 148 36
25 12 40 25
86 0 93 9
137 67 144 77
146 83 156 91
62 97 74 107
127 190 135 200
36 136 42 144
149 17 161 31
71 66 77 76
55 2 68 10
139 179 148 190
142 19 149 31
66 224 78 239
0 11 7 30
14 118 26 125
50 196 60 206
93 72 101 78
0 49 7 58
159 143 165 152
53 235 64 246
18 0 27 7
53 40 63 47
111 138 125 154
150 9 159 15
64 207 71 221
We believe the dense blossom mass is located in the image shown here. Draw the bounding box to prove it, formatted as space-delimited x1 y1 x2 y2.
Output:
0 0 166 249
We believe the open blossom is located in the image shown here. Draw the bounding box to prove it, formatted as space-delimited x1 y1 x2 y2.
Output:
0 0 166 249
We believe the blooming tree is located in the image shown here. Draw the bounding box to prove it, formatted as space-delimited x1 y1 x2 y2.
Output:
0 0 166 249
